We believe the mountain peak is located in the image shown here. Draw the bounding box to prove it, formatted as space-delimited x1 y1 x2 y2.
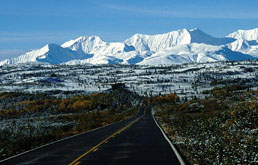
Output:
38 44 62 55
227 28 258 41
62 35 103 49
77 35 103 42
189 28 201 32
125 29 191 51
125 28 234 51
189 28 235 45
46 43 61 49
0 27 257 66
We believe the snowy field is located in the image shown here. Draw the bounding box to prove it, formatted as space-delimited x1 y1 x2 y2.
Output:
0 60 257 99
0 60 257 160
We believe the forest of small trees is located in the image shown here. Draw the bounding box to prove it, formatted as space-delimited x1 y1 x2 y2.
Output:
0 88 143 160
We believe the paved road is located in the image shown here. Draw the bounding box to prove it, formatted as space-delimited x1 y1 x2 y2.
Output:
1 108 180 165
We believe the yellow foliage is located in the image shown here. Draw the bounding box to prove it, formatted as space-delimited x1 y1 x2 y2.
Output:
72 100 86 110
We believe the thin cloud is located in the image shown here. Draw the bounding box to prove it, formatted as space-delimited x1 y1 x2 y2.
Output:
0 49 25 60
0 32 75 42
103 4 258 19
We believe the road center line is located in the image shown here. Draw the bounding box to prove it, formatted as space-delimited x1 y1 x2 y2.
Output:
74 161 80 165
69 116 143 165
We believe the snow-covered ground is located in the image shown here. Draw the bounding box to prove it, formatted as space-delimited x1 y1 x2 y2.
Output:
0 60 257 99
0 60 257 160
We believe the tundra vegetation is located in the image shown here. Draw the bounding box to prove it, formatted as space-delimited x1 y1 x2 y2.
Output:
0 60 257 163
0 89 142 160
153 85 257 164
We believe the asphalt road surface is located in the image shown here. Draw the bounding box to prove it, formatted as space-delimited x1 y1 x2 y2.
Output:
1 108 180 165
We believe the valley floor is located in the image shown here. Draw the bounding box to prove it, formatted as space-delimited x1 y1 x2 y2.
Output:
0 60 257 164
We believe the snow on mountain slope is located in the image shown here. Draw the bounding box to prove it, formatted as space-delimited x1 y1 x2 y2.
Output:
227 39 258 57
1 44 89 65
62 36 135 55
138 43 255 66
189 28 235 45
124 29 191 52
0 28 257 66
226 28 258 57
64 50 150 65
227 28 258 41
65 55 123 65
124 28 234 52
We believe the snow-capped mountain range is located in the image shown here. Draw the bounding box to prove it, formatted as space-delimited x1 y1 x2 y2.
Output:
1 28 257 66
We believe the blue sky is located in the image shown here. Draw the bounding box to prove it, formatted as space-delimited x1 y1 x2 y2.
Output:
0 0 258 60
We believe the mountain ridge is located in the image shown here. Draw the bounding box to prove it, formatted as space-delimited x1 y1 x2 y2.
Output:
1 28 257 66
